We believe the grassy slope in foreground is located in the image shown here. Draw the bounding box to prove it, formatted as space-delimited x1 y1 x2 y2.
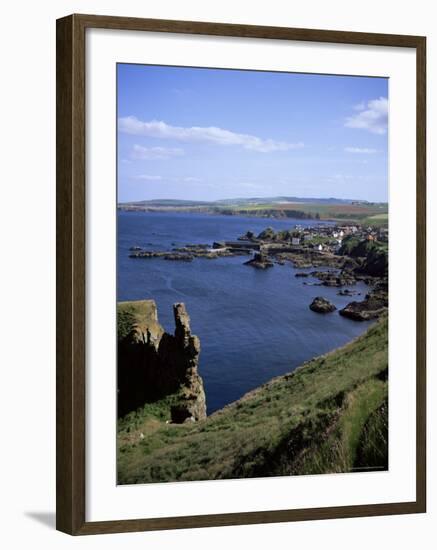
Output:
118 316 388 484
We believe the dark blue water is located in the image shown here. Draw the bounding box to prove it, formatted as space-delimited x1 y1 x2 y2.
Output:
118 211 373 413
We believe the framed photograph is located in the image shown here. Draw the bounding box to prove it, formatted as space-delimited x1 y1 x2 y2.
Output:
56 14 426 535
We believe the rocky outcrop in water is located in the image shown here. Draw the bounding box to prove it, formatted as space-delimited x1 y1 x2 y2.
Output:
309 297 337 313
244 252 274 269
311 269 357 287
337 289 361 296
117 300 206 422
339 292 388 321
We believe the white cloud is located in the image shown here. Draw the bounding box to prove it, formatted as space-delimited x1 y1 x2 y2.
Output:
131 144 184 160
353 102 366 111
119 116 304 153
344 147 379 154
345 97 388 134
183 177 201 183
133 174 163 181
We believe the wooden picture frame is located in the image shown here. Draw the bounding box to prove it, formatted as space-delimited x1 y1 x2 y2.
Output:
56 13 426 535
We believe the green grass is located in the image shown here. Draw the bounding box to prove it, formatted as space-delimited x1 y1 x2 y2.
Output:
362 213 389 227
118 316 388 484
228 201 388 221
354 400 388 470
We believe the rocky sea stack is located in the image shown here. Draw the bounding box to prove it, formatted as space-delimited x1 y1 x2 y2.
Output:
309 296 337 313
117 300 206 423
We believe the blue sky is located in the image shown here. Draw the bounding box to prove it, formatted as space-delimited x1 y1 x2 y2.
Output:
117 64 388 202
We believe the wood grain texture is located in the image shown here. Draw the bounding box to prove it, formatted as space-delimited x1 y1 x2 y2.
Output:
74 13 423 47
415 36 427 514
56 13 427 536
56 14 86 535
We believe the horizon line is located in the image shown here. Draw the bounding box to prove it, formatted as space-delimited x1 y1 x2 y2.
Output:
118 195 388 204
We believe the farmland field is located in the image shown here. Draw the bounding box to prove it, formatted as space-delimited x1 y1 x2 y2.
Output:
119 197 388 224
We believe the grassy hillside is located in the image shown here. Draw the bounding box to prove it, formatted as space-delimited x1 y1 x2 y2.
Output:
232 201 387 221
362 213 389 226
118 316 388 484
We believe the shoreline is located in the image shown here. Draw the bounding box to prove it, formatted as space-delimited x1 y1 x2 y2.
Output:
118 216 388 416
209 314 382 419
117 203 388 227
118 206 365 225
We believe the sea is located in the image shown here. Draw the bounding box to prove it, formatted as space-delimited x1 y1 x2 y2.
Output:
117 211 374 414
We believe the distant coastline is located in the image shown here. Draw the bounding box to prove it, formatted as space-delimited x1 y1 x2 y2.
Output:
118 196 388 226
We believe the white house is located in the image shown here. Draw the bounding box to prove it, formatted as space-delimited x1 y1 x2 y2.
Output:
291 237 300 246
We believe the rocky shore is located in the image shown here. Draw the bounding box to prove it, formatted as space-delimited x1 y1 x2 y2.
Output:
339 292 388 321
129 242 252 261
127 222 388 323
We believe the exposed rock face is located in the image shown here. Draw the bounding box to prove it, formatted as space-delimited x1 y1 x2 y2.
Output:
117 300 206 422
359 247 388 277
339 293 388 321
309 297 337 313
170 304 207 423
339 236 388 278
244 252 274 269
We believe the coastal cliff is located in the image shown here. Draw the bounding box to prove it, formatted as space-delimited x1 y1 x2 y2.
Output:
118 315 388 483
117 300 206 422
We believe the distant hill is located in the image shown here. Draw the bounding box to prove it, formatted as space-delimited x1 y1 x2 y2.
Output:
118 196 388 224
215 196 374 205
119 196 382 208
